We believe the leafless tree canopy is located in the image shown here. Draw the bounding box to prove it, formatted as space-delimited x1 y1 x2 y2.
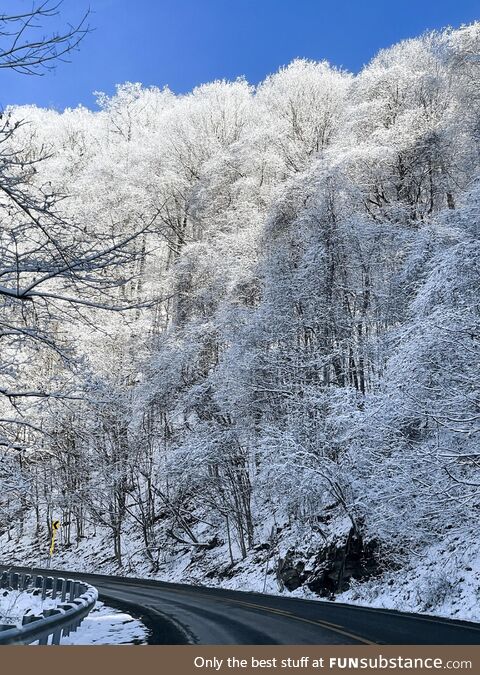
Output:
0 1 90 75
0 1 152 414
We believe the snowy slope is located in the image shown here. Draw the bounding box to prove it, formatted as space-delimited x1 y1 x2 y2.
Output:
1 517 478 625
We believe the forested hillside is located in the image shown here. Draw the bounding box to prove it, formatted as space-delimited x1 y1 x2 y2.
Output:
0 23 479 619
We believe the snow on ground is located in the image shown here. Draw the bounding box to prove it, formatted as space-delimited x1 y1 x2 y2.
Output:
60 601 148 645
338 526 480 622
1 517 479 627
0 588 58 628
0 588 148 644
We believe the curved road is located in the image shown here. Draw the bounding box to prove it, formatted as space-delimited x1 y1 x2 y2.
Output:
5 565 480 645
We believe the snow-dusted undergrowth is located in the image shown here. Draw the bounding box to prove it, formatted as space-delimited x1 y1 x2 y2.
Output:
0 588 59 628
339 527 480 622
1 517 478 625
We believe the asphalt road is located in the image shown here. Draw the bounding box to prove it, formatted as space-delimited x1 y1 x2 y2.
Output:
4 565 480 645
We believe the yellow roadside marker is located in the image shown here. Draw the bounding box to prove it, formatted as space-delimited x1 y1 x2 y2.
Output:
49 520 60 557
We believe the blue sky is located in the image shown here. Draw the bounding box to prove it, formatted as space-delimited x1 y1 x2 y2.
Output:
1 0 479 110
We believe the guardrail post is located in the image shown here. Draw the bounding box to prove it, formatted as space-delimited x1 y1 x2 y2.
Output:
69 580 77 602
60 578 67 602
42 607 63 642
52 628 62 645
41 577 47 601
8 572 18 589
52 577 58 599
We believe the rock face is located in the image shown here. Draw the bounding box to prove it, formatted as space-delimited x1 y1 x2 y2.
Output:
277 554 306 591
277 529 379 596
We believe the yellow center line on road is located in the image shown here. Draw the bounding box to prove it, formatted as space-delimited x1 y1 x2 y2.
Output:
314 620 376 645
311 619 344 629
158 587 376 645
220 600 376 645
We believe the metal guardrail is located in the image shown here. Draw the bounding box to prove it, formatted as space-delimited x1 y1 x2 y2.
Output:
0 569 98 645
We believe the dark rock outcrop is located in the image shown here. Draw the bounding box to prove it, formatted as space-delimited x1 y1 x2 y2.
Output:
306 529 379 596
277 529 379 596
277 550 307 591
